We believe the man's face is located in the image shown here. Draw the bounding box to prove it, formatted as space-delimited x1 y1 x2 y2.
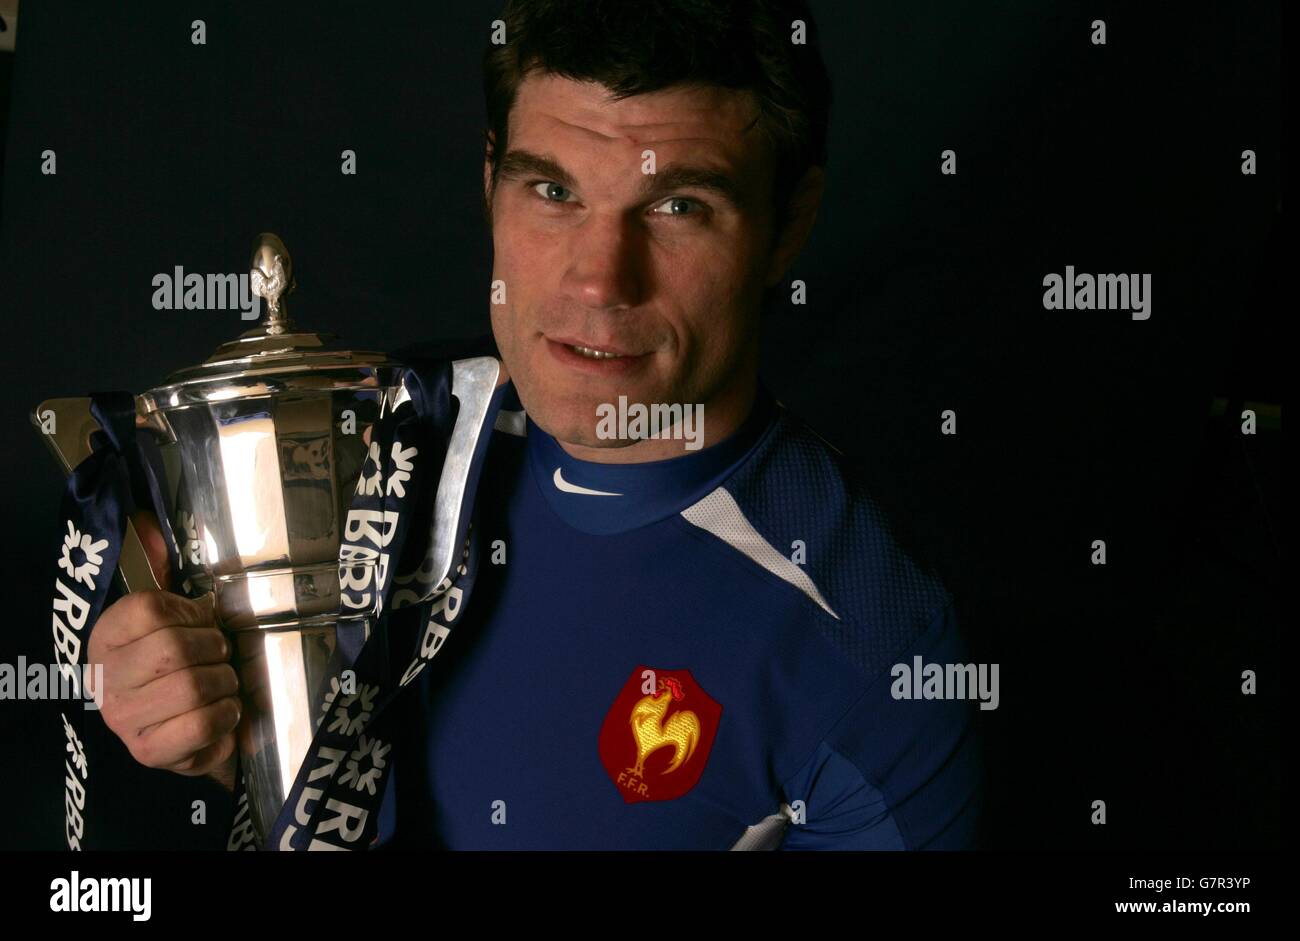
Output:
485 73 787 455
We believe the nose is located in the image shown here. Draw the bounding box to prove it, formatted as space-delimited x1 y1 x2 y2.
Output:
558 212 647 312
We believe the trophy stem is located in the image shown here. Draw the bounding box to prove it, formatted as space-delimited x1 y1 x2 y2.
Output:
234 613 374 845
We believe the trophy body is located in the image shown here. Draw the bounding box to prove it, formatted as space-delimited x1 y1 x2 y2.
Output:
141 356 401 841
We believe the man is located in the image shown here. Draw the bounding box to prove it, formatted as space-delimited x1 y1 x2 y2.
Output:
89 0 982 849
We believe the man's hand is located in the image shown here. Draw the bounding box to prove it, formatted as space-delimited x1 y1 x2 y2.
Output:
86 510 239 792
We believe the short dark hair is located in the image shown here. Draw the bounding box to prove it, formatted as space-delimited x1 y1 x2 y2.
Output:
482 0 832 238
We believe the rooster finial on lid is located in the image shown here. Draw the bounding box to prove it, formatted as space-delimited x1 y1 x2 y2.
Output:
250 232 295 334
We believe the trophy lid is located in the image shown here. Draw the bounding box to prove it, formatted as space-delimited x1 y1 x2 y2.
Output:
140 233 402 412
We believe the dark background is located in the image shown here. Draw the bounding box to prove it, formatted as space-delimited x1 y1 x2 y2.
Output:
0 1 1281 850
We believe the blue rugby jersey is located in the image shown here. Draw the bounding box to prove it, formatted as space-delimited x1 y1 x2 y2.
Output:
378 381 982 850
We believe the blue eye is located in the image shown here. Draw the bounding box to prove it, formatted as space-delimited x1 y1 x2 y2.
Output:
532 181 572 202
652 197 702 217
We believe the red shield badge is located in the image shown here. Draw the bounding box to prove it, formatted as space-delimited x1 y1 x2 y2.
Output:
598 666 722 804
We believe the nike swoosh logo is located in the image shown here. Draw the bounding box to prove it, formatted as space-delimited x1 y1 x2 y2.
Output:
553 467 622 497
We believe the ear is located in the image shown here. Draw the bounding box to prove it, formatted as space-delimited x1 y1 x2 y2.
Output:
482 130 497 226
763 165 825 289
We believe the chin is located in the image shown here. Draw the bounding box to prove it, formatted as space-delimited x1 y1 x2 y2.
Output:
515 353 679 446
526 395 609 446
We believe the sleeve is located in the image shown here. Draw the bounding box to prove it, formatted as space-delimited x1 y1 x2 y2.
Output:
776 603 984 850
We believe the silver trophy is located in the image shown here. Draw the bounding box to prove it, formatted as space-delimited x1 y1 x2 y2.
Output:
33 233 500 843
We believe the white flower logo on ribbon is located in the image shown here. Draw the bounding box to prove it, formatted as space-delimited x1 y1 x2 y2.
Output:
356 441 383 496
61 712 88 778
328 683 378 736
339 735 390 796
385 441 418 498
318 675 342 730
58 521 108 590
178 511 202 566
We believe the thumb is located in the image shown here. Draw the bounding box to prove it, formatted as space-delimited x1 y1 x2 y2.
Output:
128 509 173 592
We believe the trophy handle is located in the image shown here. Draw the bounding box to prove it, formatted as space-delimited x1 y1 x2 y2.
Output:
424 357 501 591
31 397 163 594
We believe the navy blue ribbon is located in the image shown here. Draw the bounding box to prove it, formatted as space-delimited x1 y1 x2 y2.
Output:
52 393 165 850
254 362 502 851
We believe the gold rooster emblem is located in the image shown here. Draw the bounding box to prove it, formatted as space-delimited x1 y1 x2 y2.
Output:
627 677 701 777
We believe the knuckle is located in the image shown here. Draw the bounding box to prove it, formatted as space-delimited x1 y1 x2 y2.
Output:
107 591 169 641
222 695 242 730
178 594 213 629
172 714 211 763
89 598 128 646
153 628 188 674
193 627 226 663
101 691 141 736
130 736 158 768
218 664 239 695
99 693 126 728
190 708 220 745
176 627 204 663
133 590 171 622
180 667 209 707
99 707 123 738
209 628 231 660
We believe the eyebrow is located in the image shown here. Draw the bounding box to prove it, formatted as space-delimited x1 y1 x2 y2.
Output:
497 148 747 211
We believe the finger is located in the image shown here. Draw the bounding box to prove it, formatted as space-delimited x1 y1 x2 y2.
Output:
106 625 230 691
127 663 239 733
98 590 217 649
136 699 241 771
168 732 238 777
128 509 172 592
229 642 279 716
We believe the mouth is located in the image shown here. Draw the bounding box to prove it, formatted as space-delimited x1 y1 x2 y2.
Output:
544 336 652 375
567 344 623 360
